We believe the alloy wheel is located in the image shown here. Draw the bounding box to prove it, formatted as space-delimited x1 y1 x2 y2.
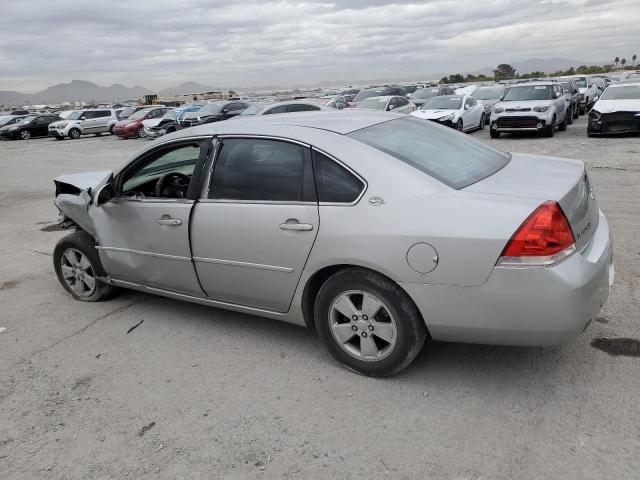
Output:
329 290 398 361
59 248 97 297
20 130 31 140
70 129 80 139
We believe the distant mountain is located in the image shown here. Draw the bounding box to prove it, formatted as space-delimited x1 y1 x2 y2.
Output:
157 81 216 97
0 80 153 106
471 57 595 77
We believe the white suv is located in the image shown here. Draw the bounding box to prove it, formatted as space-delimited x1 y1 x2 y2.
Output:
49 109 118 140
490 82 569 138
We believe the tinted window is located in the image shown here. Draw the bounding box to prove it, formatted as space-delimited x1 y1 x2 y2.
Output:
264 105 289 114
348 117 510 190
313 151 364 203
289 103 320 112
503 85 554 101
210 139 313 202
396 97 409 107
96 110 111 117
412 88 439 100
226 102 245 111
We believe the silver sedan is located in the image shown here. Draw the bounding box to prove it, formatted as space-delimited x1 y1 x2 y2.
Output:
52 111 614 377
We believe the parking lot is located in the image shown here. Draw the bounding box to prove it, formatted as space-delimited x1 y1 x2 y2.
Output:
0 117 639 479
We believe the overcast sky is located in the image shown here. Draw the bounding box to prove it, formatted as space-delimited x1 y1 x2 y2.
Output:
1 0 639 92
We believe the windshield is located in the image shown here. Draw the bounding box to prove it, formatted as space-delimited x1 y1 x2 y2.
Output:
198 102 224 114
601 85 640 100
357 97 388 110
241 104 268 116
120 107 136 117
403 85 418 94
128 109 153 120
503 85 554 101
348 117 510 189
560 82 571 93
18 115 36 124
66 111 83 120
412 88 439 99
573 77 587 88
422 96 462 110
353 89 388 102
162 110 178 120
472 88 502 100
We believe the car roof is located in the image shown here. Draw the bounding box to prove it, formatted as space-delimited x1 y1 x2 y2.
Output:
508 82 556 87
610 81 640 87
171 110 398 137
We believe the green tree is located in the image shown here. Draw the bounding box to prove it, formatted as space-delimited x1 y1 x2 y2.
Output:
632 54 637 66
493 64 516 80
621 58 626 67
614 56 619 68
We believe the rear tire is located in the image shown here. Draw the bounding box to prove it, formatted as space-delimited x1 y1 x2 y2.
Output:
490 129 500 138
573 103 579 119
314 268 427 377
53 231 116 302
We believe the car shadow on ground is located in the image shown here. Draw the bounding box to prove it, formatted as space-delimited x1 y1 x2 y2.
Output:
119 290 573 385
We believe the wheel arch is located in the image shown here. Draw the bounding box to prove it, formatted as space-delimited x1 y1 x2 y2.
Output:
300 263 427 335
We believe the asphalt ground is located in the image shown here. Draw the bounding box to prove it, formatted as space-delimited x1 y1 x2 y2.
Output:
0 116 638 479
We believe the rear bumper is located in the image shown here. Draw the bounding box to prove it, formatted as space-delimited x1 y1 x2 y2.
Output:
401 211 613 346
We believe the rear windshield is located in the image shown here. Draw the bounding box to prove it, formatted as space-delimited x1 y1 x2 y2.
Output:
422 96 462 110
412 88 439 99
601 85 640 100
348 117 510 189
353 89 388 102
357 97 388 110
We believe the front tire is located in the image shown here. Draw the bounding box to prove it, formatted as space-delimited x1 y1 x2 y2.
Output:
19 129 31 140
137 127 146 138
69 128 81 140
490 128 500 138
455 119 463 131
567 106 574 125
558 111 568 131
478 114 485 130
53 231 115 302
543 116 556 137
314 268 427 377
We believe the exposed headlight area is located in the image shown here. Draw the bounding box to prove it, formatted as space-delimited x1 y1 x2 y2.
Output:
437 114 455 122
492 106 504 114
590 110 601 121
532 105 549 112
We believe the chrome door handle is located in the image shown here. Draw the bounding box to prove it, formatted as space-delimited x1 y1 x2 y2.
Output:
279 222 313 231
157 218 182 226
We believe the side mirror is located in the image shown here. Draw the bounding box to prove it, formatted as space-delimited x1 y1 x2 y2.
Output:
79 116 87 121
335 101 346 110
464 104 470 110
555 92 562 98
95 183 115 206
387 104 395 111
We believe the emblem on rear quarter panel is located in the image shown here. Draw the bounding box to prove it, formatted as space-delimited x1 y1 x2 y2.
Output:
369 196 385 206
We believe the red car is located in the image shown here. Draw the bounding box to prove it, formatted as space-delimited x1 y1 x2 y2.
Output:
112 107 170 138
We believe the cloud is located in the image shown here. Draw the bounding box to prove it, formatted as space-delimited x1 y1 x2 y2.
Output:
0 0 638 91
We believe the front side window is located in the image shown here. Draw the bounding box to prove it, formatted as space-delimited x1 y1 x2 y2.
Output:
313 151 364 203
121 143 201 198
209 138 314 202
348 117 510 190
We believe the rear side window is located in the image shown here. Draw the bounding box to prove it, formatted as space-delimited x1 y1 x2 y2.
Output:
313 151 365 203
264 105 288 114
210 138 315 202
348 117 510 190
289 104 320 112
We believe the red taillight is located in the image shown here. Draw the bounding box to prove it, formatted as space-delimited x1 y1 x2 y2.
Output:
500 201 575 263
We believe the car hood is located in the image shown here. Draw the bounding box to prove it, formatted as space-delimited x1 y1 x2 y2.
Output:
480 98 500 108
50 120 76 127
115 119 141 127
411 109 457 119
592 99 640 113
55 170 111 192
142 118 162 128
496 99 553 108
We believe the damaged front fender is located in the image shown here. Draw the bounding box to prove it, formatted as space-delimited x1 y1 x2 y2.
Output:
53 170 112 237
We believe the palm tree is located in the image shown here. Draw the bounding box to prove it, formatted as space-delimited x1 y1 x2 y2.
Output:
614 56 619 68
621 58 626 68
633 54 637 67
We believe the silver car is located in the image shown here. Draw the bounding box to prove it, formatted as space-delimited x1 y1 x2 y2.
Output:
352 96 416 114
48 109 119 140
52 112 613 377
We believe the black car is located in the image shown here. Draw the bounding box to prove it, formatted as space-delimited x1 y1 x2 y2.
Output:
0 114 61 140
410 86 456 107
350 86 408 105
180 101 249 128
558 78 581 121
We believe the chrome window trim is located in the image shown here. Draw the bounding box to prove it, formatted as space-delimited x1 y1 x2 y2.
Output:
110 198 195 204
96 246 192 262
311 147 368 207
198 199 316 206
192 256 293 273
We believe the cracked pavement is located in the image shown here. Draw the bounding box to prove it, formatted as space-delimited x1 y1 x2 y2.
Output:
0 117 639 479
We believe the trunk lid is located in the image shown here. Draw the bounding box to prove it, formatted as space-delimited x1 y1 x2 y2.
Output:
465 153 599 251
